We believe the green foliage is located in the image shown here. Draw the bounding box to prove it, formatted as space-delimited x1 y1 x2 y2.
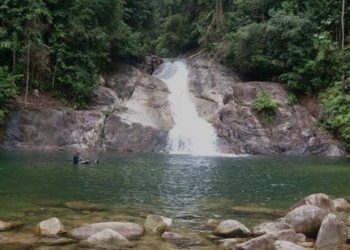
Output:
156 14 198 57
321 84 350 147
0 67 18 123
252 91 279 123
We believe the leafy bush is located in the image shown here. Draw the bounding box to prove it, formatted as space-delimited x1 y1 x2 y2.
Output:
321 84 350 148
0 66 18 123
253 91 279 122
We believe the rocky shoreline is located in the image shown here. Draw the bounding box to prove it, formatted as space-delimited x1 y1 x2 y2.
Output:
1 193 350 249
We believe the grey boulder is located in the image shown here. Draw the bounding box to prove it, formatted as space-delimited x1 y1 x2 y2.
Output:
285 205 328 237
68 222 144 240
214 220 251 238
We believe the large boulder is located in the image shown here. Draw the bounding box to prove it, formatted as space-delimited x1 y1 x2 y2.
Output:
289 193 335 213
333 198 350 212
144 215 172 235
68 222 144 240
253 220 293 236
274 240 306 250
213 220 251 238
315 213 347 250
80 228 134 249
36 218 65 237
234 229 301 250
285 205 328 237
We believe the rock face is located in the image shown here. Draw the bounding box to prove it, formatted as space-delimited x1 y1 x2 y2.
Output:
36 218 65 237
68 222 144 240
315 214 347 250
144 215 172 235
0 54 346 155
1 64 172 152
187 53 345 156
285 205 328 237
213 220 251 238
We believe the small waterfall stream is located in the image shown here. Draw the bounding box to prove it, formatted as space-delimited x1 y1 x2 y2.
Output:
155 60 219 155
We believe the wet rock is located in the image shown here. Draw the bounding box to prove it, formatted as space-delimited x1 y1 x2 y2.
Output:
315 213 347 250
161 232 184 242
289 193 335 213
80 228 134 249
285 205 328 237
0 221 13 231
207 219 219 229
234 229 301 250
231 206 284 217
0 232 38 248
38 237 77 246
274 240 306 250
218 238 239 250
36 217 65 237
64 201 106 212
144 215 172 235
213 220 251 238
333 198 350 212
253 220 293 236
218 238 247 250
68 222 144 240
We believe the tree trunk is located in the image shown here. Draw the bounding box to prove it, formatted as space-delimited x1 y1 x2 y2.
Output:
51 62 58 90
12 50 16 72
341 0 346 89
24 41 31 108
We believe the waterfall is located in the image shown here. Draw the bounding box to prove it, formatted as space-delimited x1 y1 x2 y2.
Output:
155 60 219 155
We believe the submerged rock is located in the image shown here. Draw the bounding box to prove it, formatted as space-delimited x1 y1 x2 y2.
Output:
68 222 144 240
285 205 328 237
64 201 106 212
253 220 293 236
80 228 134 249
0 221 13 231
36 217 65 237
231 206 284 217
144 215 172 235
315 213 347 250
289 193 335 213
38 237 76 246
213 220 251 238
161 232 184 242
274 240 306 250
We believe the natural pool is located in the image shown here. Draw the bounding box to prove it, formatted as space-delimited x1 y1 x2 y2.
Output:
0 151 349 249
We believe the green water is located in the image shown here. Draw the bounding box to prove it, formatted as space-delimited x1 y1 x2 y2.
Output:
0 151 349 248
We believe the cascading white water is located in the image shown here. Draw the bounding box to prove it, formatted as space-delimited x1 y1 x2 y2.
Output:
155 60 219 155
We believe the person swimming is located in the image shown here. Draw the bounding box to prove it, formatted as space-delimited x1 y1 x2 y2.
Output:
73 152 99 165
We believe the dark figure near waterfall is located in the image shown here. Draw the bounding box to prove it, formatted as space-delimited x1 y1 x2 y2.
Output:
73 152 81 165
